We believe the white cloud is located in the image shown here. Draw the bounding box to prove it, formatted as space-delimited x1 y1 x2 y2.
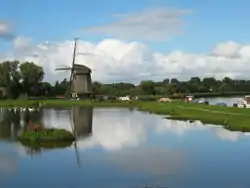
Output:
1 37 250 83
212 41 242 58
0 21 14 40
12 36 33 51
83 7 191 41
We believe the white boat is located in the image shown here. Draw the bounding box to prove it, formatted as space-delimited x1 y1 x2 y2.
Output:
236 96 250 108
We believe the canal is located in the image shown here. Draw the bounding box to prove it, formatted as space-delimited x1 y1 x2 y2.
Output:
202 96 242 106
0 104 250 188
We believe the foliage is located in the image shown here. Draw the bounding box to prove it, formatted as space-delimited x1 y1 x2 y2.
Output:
0 61 44 99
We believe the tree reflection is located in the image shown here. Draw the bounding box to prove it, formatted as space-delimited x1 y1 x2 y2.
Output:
0 108 44 140
0 109 21 140
16 107 93 159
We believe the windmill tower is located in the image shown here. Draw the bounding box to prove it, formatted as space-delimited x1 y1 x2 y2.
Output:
55 38 93 99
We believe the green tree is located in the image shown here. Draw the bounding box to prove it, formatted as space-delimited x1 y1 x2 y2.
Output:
0 61 22 99
19 62 44 96
139 80 156 95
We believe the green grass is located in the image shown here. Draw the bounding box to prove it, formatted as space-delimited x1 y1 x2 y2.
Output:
139 101 250 132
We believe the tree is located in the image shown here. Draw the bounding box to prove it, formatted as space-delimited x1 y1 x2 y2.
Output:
170 78 179 84
0 61 22 99
19 62 44 95
139 80 156 95
189 77 201 84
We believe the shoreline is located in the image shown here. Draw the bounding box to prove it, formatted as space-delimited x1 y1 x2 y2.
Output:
1 99 250 132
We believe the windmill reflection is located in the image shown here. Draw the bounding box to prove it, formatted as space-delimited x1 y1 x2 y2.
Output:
70 107 93 138
69 107 93 167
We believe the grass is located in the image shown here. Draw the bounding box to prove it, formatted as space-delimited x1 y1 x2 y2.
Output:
139 101 250 132
2 99 250 132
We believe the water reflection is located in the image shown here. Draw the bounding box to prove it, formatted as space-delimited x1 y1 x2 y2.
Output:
103 147 188 175
1 108 250 187
0 107 93 159
71 107 93 137
0 143 19 177
0 107 93 140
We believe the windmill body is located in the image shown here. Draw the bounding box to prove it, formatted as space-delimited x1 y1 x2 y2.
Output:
71 64 93 98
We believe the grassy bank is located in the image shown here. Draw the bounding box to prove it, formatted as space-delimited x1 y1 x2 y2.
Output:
2 99 250 132
139 101 250 132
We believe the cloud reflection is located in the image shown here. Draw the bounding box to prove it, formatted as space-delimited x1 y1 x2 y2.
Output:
0 143 19 176
103 147 188 175
155 119 245 142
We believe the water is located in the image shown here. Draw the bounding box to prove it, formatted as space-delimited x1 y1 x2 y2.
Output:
204 96 242 106
1 106 250 188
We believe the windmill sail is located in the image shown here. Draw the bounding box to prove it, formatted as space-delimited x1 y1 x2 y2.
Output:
69 38 78 96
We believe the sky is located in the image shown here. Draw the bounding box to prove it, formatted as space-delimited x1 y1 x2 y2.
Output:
0 0 250 83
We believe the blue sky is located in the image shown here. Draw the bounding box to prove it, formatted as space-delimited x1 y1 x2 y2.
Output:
1 0 250 53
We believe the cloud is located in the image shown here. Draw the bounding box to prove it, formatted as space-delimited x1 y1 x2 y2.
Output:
2 37 250 83
83 7 191 41
12 36 33 51
0 21 14 40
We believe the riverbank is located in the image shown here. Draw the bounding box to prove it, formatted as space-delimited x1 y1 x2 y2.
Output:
1 99 250 132
139 101 250 132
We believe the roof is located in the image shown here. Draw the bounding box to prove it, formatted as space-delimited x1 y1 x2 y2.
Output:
74 64 92 74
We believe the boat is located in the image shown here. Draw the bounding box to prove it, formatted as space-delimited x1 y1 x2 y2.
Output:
215 102 227 107
197 98 209 105
235 95 250 108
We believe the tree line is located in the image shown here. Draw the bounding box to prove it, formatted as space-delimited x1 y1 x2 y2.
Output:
1 60 250 99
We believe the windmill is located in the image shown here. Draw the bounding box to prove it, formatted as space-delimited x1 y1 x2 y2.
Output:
55 38 93 99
